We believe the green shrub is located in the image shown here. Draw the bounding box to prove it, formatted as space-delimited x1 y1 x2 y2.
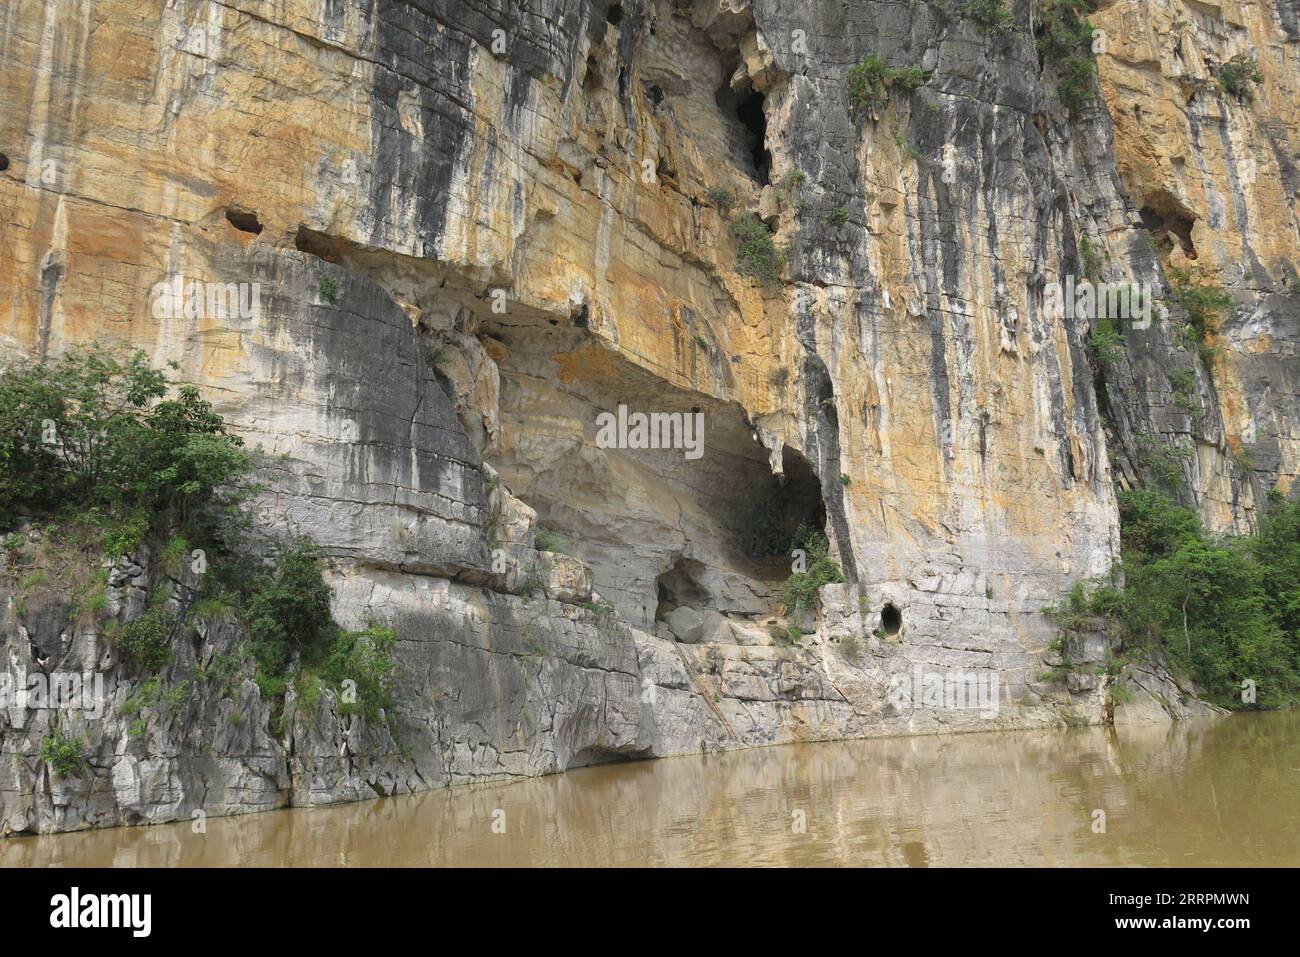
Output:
706 186 736 212
1217 54 1263 102
322 624 398 721
41 730 87 777
824 207 848 227
534 528 574 556
1168 268 1232 347
0 346 251 533
72 567 110 619
122 675 185 721
1118 489 1201 560
1056 490 1300 710
782 526 846 617
1134 436 1192 494
1169 369 1204 429
730 214 784 282
116 606 176 674
245 539 336 677
318 275 339 304
1036 0 1098 116
846 55 932 112
1078 235 1103 281
940 0 1016 35
1251 490 1300 640
1088 317 1125 365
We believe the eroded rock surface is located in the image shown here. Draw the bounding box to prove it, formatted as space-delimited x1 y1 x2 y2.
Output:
2 0 1294 833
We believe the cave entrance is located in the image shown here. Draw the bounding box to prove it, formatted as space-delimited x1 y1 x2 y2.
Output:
735 90 770 185
709 81 770 187
226 207 263 235
655 556 710 622
735 446 826 563
1139 190 1197 258
880 603 902 637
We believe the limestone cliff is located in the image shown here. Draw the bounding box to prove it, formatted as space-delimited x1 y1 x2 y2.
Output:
0 0 1289 833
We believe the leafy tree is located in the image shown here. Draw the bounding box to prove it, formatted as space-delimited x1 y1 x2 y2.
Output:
0 346 250 530
322 624 398 720
1217 54 1263 102
116 606 177 674
1036 0 1099 116
1063 490 1300 709
245 539 337 676
1117 489 1201 560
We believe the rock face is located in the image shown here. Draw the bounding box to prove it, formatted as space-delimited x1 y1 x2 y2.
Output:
0 0 1295 833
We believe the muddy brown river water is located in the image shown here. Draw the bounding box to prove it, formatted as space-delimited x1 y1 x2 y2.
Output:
3 711 1298 866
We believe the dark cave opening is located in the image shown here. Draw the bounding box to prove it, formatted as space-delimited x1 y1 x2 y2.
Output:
1139 190 1197 259
736 446 827 562
0 153 9 172
605 2 624 26
880 603 902 637
226 207 263 235
735 89 771 185
583 53 602 93
655 556 711 622
294 225 343 263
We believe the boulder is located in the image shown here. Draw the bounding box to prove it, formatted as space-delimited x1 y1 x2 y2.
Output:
666 606 704 644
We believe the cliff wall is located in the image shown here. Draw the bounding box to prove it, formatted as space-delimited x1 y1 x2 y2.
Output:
0 0 1287 832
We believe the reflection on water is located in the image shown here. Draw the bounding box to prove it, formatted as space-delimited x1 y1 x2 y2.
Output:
4 712 1298 866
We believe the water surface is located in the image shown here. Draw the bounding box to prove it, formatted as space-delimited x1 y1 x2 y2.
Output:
4 712 1298 866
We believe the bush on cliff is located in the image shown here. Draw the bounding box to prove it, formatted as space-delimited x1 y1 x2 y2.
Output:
0 347 398 722
1035 0 1099 117
1054 490 1300 710
0 346 251 533
845 55 931 113
322 624 398 721
1168 268 1233 369
730 214 784 282
937 0 1016 37
245 539 337 675
782 525 846 618
1217 54 1264 103
115 606 178 675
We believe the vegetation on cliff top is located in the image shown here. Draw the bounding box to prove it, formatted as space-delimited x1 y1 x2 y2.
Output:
1035 0 1100 117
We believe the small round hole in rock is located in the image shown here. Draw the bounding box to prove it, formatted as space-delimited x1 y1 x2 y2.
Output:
880 603 902 636
0 153 9 172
